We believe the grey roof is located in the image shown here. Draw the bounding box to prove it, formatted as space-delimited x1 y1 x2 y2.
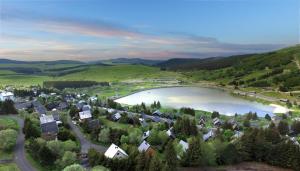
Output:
41 121 58 134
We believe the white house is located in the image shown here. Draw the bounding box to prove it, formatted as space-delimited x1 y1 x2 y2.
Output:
112 113 121 121
179 140 189 152
79 110 92 120
142 130 150 140
104 143 128 159
138 140 151 152
0 91 14 101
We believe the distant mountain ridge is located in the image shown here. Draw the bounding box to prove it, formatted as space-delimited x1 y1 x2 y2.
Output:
98 58 164 66
0 58 85 65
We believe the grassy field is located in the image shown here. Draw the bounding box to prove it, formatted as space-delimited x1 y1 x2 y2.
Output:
0 163 20 171
59 65 181 82
0 64 183 87
0 117 19 131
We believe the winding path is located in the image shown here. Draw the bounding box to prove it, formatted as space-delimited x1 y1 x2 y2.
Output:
0 115 36 171
67 117 107 154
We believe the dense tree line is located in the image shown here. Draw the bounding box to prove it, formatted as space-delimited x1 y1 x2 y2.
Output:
0 100 18 115
43 81 109 90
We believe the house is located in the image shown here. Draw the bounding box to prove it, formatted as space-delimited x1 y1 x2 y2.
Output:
139 118 148 127
179 140 189 152
32 101 47 115
40 115 58 140
39 92 48 98
112 113 121 121
199 118 206 125
89 96 98 103
104 144 128 159
14 102 32 110
0 91 14 101
82 105 91 111
142 130 150 140
35 106 47 116
58 102 68 110
152 116 161 123
138 141 155 156
203 129 216 141
107 108 116 113
88 119 100 130
79 110 92 121
152 110 163 116
76 100 86 110
288 137 300 146
232 131 244 139
212 117 221 127
166 127 176 139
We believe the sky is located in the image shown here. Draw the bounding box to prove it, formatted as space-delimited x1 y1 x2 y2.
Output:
0 0 299 61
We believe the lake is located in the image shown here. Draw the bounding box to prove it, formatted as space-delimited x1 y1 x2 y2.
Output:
115 87 286 116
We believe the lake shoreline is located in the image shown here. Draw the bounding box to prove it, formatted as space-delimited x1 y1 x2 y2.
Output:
115 86 287 116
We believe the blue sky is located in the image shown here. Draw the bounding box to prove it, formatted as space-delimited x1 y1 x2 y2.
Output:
0 0 299 61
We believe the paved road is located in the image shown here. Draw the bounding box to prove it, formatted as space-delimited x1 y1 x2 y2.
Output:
67 117 107 154
0 115 36 171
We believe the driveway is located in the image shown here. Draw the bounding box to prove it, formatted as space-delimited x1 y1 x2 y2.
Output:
0 115 36 171
67 117 107 154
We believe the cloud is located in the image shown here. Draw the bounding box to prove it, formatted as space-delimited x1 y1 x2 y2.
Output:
0 8 291 61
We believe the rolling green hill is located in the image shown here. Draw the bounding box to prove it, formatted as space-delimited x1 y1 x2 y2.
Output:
162 45 300 91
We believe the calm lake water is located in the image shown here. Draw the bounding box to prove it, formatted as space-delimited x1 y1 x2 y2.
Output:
115 87 279 116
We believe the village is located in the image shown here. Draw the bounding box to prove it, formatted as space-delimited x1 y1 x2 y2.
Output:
0 86 300 171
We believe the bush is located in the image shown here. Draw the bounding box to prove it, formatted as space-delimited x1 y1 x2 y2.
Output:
0 129 18 151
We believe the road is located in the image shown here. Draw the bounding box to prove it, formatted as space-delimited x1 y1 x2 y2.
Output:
0 115 36 171
67 117 107 154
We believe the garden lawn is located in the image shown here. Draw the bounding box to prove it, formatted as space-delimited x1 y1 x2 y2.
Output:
0 163 20 171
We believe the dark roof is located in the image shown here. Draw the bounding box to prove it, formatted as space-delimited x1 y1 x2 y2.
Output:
35 106 47 115
41 121 58 133
14 102 32 110
58 102 68 110
52 111 60 121
32 101 42 108
152 116 161 122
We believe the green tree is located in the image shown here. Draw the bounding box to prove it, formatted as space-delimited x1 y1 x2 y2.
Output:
23 117 41 139
38 145 57 165
184 137 202 166
164 141 178 171
211 111 219 119
291 121 300 134
265 114 271 121
277 120 289 135
149 154 163 171
135 151 148 171
219 143 239 165
0 129 18 151
60 151 77 169
63 164 85 171
98 128 110 144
